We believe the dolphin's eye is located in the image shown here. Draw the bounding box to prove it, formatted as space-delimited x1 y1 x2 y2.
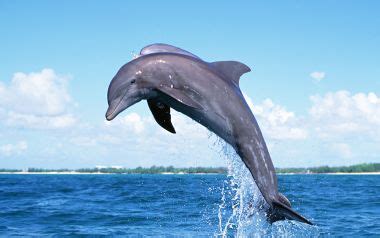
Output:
131 79 136 84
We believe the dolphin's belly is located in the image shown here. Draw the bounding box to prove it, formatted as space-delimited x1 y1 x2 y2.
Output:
159 93 234 144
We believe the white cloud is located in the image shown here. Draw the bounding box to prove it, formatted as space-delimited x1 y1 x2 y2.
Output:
310 71 326 82
243 90 380 162
244 94 308 140
5 112 76 129
309 91 380 138
0 69 77 129
105 112 150 134
70 134 121 147
121 113 145 134
0 141 28 156
331 143 352 158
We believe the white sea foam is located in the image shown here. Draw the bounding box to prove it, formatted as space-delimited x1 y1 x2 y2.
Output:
211 136 319 237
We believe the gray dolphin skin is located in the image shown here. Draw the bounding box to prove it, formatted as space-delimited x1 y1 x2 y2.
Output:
139 43 200 59
106 44 312 225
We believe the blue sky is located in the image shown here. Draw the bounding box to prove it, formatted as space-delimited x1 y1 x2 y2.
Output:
0 1 379 169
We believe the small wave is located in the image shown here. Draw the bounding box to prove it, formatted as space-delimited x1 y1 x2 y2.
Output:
37 198 68 207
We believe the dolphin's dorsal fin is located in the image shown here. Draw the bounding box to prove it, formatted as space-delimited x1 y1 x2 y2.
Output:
140 43 200 59
147 99 176 134
211 61 251 85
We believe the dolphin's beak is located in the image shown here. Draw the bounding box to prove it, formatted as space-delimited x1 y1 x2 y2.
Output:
105 105 118 121
106 95 127 121
105 95 139 121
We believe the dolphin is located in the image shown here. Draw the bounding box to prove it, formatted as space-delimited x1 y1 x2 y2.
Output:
105 44 312 225
139 43 200 59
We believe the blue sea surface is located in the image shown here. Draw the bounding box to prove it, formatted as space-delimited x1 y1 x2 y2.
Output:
0 174 379 237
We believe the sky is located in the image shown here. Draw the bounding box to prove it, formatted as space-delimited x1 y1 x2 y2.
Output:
0 1 379 169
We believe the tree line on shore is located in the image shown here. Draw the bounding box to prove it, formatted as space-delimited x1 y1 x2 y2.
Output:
0 163 379 174
275 163 380 174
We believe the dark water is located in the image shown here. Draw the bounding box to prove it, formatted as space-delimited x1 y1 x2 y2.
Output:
0 174 379 237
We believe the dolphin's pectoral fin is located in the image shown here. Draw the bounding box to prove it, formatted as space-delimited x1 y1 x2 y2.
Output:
211 61 251 85
159 86 204 110
147 99 176 134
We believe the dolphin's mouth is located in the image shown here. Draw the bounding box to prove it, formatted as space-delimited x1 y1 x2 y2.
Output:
105 106 117 121
106 92 141 121
106 94 127 121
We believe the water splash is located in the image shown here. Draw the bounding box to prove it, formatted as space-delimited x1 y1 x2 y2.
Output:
130 51 139 59
211 137 319 237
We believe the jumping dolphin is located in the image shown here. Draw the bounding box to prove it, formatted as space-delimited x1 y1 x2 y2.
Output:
105 44 312 225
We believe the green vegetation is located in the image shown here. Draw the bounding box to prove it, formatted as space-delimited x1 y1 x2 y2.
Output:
276 163 380 174
0 168 22 172
0 163 379 174
76 166 227 174
27 168 71 173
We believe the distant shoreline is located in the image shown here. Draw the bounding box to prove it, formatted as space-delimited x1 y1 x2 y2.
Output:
277 172 380 175
0 171 220 175
1 163 379 175
0 172 379 175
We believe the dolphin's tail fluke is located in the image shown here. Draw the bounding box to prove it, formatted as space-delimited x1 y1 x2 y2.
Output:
267 200 313 225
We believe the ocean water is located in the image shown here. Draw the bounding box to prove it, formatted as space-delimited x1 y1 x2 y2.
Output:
0 173 379 237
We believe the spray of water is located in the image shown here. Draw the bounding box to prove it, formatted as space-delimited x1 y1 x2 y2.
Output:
212 137 269 237
210 136 319 237
131 51 139 59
